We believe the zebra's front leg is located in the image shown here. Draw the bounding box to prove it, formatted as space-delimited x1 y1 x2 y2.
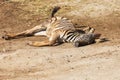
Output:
2 24 46 40
83 27 95 33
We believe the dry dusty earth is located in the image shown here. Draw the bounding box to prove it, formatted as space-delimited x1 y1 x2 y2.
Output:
0 0 120 80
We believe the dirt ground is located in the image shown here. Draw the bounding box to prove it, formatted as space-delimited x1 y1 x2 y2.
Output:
0 0 120 80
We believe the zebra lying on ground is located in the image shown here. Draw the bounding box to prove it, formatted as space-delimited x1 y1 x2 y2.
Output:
2 6 104 47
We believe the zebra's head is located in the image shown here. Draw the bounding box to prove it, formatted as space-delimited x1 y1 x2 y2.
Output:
73 33 101 47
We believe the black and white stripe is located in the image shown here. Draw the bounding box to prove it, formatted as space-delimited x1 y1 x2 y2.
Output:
60 30 95 44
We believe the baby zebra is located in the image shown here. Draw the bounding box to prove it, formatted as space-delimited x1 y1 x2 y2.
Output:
2 7 102 47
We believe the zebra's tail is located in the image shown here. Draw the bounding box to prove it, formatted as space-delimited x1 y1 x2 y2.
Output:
51 6 61 18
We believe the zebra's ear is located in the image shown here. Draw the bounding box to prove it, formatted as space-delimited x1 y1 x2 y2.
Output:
73 41 89 47
73 41 86 47
94 33 101 39
73 41 80 47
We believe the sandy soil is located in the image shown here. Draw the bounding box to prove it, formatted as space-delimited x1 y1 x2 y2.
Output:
0 0 120 80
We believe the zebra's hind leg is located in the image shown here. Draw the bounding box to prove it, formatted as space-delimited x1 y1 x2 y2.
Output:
2 24 46 40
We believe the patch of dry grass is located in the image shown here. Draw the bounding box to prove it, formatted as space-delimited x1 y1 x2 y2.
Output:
9 0 57 18
8 0 77 18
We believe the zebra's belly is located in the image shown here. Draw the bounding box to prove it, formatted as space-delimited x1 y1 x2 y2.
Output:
34 31 47 36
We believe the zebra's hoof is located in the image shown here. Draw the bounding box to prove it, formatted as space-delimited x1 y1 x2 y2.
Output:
27 41 34 46
2 35 11 40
